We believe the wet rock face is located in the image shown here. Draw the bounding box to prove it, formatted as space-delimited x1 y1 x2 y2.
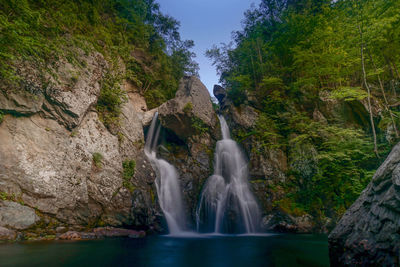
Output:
329 142 400 266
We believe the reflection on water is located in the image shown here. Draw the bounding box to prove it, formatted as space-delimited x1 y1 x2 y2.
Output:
0 234 329 267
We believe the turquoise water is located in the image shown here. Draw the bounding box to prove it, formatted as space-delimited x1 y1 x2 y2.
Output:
0 234 329 267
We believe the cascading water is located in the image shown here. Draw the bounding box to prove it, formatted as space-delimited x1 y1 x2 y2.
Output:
144 113 187 235
196 115 261 234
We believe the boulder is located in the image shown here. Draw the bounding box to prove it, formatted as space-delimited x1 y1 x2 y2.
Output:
329 142 400 266
159 76 219 140
0 201 39 230
213 84 231 109
262 213 314 233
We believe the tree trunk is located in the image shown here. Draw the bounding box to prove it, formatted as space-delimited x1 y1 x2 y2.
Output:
358 25 379 157
367 50 399 138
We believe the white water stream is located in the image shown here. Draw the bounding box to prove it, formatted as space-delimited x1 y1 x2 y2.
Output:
144 113 187 235
145 113 261 235
196 115 261 234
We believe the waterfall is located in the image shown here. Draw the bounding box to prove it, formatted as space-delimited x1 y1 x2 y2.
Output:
196 115 261 234
144 113 186 235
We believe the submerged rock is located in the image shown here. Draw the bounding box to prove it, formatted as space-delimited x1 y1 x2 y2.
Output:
58 227 145 240
329 142 400 266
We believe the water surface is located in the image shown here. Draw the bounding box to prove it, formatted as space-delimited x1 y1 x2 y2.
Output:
0 234 328 267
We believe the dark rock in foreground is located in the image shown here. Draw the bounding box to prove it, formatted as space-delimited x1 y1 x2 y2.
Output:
329 142 400 266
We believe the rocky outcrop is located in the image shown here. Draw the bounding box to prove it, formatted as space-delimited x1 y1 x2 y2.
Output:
329 142 400 266
213 85 229 109
159 76 219 140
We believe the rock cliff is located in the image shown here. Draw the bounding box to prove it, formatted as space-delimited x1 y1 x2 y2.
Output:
329 142 400 266
0 48 217 239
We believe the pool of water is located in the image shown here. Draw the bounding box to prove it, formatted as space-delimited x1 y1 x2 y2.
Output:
0 234 329 267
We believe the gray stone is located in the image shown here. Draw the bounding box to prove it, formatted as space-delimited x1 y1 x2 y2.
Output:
159 76 219 140
0 89 44 115
141 108 158 126
43 51 107 129
230 105 259 129
0 112 131 225
213 85 226 103
0 201 39 230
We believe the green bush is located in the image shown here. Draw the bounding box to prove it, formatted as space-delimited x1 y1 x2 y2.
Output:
192 117 208 135
96 73 127 130
122 160 136 192
92 152 103 168
183 102 193 114
0 111 4 124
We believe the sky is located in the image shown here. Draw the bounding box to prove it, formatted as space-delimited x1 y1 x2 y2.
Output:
159 0 261 96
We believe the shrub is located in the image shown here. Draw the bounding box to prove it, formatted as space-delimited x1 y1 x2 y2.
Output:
183 102 193 114
122 160 136 192
192 117 208 135
92 152 103 168
96 73 127 130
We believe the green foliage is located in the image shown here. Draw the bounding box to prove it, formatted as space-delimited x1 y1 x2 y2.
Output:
0 111 4 124
0 0 198 108
96 73 127 130
0 191 25 205
329 87 368 101
0 191 7 201
92 152 103 168
183 102 193 114
191 117 208 135
288 122 377 219
122 160 136 193
227 86 247 106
